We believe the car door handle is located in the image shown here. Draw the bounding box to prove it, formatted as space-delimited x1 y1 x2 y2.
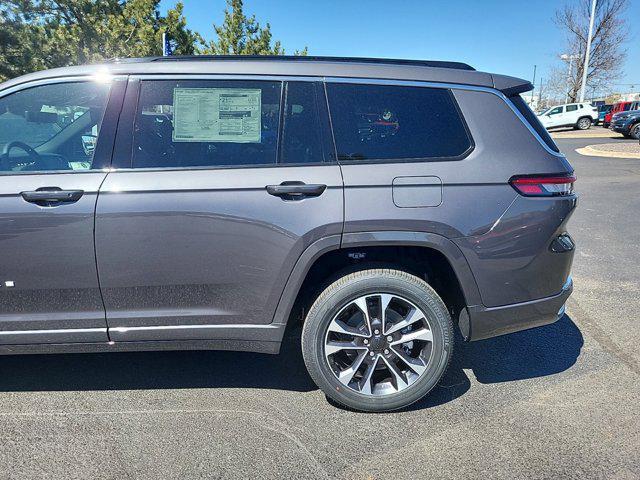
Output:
266 182 327 199
21 187 84 206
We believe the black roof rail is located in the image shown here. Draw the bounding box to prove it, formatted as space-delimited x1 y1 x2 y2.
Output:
109 55 475 71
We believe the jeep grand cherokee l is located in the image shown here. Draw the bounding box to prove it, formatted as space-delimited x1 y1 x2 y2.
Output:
0 56 576 412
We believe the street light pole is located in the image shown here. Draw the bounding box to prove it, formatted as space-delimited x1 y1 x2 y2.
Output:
560 53 579 103
531 65 537 106
579 0 597 102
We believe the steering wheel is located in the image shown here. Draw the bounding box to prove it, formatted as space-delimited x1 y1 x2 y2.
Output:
1 141 42 170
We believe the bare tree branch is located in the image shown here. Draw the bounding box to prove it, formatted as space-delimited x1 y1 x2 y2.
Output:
554 0 629 102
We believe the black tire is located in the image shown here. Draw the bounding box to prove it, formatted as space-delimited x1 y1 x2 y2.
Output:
301 268 454 412
576 117 592 130
630 123 640 140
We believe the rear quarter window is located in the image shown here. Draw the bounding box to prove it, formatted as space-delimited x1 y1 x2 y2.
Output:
326 83 472 162
509 95 560 153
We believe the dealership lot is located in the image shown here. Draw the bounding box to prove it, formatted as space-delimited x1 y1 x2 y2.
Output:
0 136 638 479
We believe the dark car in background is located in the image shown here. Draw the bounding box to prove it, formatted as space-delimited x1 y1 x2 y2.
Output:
596 104 612 126
0 56 576 412
611 101 640 139
604 101 632 128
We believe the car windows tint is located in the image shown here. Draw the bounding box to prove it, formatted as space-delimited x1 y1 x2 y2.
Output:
280 82 324 164
133 80 281 169
509 95 560 153
0 82 110 172
567 105 578 112
327 83 471 161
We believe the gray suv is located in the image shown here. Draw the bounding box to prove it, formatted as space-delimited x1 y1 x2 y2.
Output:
0 56 576 412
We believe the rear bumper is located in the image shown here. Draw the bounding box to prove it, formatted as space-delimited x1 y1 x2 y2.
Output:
461 277 573 341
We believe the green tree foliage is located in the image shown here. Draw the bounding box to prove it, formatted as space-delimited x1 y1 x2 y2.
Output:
0 0 308 82
0 0 199 81
200 0 307 55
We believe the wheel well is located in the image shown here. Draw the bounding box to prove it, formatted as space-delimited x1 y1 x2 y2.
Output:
287 245 467 327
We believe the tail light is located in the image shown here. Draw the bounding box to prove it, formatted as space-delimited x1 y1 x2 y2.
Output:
510 174 576 197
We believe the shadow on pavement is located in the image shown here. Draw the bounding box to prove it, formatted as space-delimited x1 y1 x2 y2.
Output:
406 313 584 411
0 315 583 405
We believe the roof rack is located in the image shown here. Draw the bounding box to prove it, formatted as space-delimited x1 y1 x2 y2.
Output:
110 55 475 71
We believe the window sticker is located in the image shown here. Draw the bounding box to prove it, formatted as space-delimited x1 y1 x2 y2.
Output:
172 88 262 143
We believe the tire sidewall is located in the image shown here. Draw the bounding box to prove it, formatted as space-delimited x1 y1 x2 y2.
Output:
302 270 453 412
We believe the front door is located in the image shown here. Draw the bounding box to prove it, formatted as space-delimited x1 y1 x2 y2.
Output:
546 105 564 128
0 78 123 344
95 78 343 341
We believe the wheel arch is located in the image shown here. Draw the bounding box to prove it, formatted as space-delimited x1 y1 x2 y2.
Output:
271 231 482 332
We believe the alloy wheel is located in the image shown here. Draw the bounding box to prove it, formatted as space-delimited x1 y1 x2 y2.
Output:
323 293 434 396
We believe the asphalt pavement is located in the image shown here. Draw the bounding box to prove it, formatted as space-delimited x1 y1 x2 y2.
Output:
1 135 639 479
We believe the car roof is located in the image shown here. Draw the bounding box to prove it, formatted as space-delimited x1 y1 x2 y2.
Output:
0 55 532 96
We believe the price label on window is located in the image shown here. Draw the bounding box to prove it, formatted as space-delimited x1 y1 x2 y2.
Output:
172 88 261 143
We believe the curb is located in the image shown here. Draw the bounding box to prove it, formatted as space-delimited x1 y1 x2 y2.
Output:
575 145 640 159
551 131 624 139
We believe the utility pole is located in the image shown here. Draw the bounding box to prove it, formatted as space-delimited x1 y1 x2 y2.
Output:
560 53 579 103
579 0 597 102
531 65 537 107
162 32 172 57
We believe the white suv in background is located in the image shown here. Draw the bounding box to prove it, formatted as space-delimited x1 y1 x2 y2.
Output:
537 102 598 130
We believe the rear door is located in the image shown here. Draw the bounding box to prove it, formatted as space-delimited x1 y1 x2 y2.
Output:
95 77 342 341
0 77 124 344
565 104 579 125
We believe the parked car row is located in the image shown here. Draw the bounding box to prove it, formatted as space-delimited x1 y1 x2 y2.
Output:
609 101 640 139
603 101 632 128
535 99 640 139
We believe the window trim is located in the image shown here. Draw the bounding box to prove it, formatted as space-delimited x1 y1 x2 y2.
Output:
111 74 564 173
124 77 289 171
325 81 475 165
115 75 338 172
325 76 565 158
0 75 126 176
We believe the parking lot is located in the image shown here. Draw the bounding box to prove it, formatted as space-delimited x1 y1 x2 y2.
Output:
1 135 638 479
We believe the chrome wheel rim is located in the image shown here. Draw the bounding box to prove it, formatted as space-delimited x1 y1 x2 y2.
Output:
579 118 590 129
324 293 434 396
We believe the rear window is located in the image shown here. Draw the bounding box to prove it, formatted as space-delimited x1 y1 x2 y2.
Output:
326 83 472 161
509 95 560 153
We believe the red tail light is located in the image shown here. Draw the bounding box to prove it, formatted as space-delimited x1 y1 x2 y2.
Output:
510 174 576 197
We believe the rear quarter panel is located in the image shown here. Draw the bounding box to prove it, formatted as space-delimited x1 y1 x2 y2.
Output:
341 86 574 308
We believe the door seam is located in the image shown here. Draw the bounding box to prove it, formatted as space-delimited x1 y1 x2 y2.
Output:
93 172 111 341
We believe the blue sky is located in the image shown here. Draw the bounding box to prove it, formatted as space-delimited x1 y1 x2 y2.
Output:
160 0 640 94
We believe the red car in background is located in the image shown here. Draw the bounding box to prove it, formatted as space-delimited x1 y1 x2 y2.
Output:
603 101 632 128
